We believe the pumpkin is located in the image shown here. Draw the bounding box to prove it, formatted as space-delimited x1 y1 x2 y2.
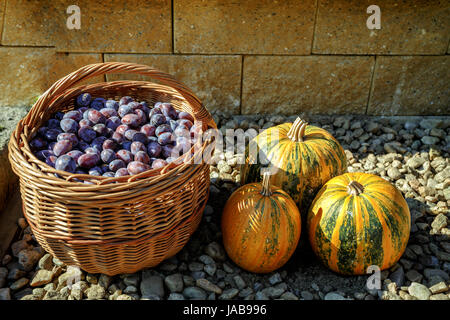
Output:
221 172 301 273
307 172 411 275
241 117 347 213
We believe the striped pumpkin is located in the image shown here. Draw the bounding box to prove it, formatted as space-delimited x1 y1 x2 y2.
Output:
222 172 301 273
241 117 347 213
307 172 411 275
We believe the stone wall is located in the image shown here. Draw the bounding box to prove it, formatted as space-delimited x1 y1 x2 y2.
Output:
0 0 448 115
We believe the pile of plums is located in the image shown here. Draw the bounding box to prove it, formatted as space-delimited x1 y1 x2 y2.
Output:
30 93 202 180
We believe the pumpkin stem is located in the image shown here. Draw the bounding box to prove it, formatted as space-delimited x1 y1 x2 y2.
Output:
347 180 365 196
287 117 308 142
260 171 272 197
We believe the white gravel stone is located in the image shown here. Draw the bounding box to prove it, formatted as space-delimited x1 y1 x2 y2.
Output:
408 282 431 300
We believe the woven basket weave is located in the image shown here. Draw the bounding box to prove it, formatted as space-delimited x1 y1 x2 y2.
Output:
8 62 216 275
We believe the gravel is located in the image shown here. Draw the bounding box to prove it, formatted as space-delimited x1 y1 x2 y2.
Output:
10 278 29 291
140 272 164 299
164 273 184 293
219 288 239 299
300 291 314 300
196 278 222 294
85 284 106 299
30 270 53 287
389 266 405 287
37 254 53 271
98 274 112 289
0 114 449 300
268 273 282 285
0 267 7 288
123 274 139 287
0 288 11 300
408 282 431 300
168 293 185 300
429 281 448 294
183 286 207 300
324 292 347 300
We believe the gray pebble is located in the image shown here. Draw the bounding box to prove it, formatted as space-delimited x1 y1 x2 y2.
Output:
140 272 164 299
324 292 347 300
183 286 207 300
300 291 314 300
205 242 226 261
268 273 282 285
168 293 185 300
188 262 204 272
204 263 217 276
0 288 11 300
389 266 405 287
198 255 214 265
233 275 246 290
0 267 7 288
219 288 239 300
196 278 222 294
165 273 184 293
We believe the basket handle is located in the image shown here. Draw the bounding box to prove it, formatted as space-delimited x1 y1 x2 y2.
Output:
24 62 216 129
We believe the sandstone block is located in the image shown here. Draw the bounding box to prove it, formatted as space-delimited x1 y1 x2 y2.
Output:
368 56 450 115
242 56 374 115
174 0 316 54
105 54 242 114
313 0 450 55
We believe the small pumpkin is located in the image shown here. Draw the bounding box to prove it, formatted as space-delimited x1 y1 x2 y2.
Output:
221 172 301 273
241 117 347 213
307 172 411 275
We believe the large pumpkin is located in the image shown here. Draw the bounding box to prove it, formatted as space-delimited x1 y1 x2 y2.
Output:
307 172 411 275
221 172 301 273
241 117 347 213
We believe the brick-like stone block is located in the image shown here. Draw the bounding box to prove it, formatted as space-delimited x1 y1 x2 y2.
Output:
0 48 55 107
0 0 5 42
174 0 316 54
313 1 450 55
242 56 374 115
0 48 102 107
105 54 242 114
2 0 63 46
49 53 105 85
3 0 171 52
368 56 450 115
57 0 172 53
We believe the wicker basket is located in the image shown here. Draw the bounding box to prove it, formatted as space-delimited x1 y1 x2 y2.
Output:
8 62 216 275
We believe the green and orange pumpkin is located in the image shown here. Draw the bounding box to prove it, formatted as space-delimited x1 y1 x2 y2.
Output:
221 172 301 273
241 117 347 214
307 172 411 275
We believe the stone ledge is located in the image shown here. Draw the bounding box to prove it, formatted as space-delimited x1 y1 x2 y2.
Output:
0 106 30 212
